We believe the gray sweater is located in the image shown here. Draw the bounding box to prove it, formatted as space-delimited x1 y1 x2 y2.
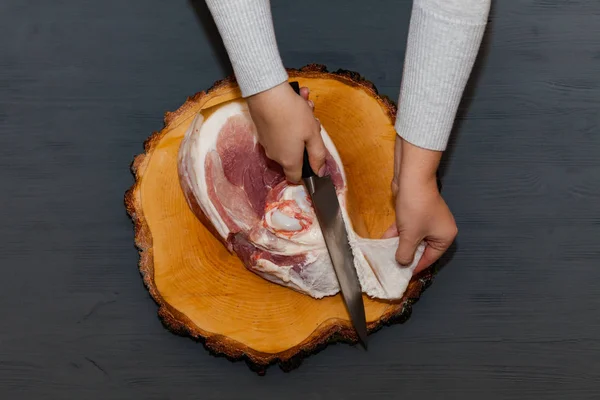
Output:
204 0 491 151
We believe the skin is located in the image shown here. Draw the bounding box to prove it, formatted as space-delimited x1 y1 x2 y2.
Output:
246 83 458 275
382 137 458 275
246 82 328 182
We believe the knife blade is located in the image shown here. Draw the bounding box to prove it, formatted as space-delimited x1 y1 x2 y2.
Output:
289 81 368 349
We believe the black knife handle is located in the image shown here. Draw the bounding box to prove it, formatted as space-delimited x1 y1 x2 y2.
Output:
289 81 316 179
289 80 300 95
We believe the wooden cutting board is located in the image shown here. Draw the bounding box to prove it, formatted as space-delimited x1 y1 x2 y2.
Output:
124 64 435 374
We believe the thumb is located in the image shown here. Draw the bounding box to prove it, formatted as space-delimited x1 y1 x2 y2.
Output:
381 222 398 239
395 231 422 266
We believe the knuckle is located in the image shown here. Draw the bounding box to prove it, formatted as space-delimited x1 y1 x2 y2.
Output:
449 224 459 238
314 149 327 162
391 180 399 195
279 160 291 170
396 255 411 266
280 159 296 170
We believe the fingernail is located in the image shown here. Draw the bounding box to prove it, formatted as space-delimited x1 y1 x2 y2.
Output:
318 165 326 177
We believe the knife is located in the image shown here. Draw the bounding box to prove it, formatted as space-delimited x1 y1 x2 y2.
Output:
289 81 368 349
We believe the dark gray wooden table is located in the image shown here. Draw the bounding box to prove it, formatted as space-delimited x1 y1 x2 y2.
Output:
2 1 599 398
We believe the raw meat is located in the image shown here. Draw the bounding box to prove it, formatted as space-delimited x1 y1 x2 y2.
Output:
177 99 425 300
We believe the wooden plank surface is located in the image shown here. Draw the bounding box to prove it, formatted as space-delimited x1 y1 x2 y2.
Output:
1 0 599 398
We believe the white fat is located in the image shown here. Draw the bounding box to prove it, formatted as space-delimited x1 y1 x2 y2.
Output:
257 184 326 252
295 192 311 213
269 210 302 231
251 226 325 254
255 259 293 283
353 237 426 299
182 101 249 240
281 185 311 213
253 251 340 299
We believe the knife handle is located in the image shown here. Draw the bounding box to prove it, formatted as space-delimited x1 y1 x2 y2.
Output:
289 81 316 179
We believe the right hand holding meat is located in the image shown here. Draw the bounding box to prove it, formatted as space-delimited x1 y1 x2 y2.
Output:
246 82 327 183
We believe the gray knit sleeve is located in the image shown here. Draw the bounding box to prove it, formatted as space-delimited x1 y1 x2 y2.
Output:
204 0 288 97
204 0 490 152
394 0 491 151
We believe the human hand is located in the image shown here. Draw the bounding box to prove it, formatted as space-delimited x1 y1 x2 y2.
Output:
383 137 458 275
246 81 327 183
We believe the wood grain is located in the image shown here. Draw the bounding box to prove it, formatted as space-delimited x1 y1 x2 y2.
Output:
124 64 435 373
1 0 600 398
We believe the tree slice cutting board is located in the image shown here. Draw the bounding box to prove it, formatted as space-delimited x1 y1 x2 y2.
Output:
124 64 436 374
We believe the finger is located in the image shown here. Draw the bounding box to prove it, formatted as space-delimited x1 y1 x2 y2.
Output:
304 125 328 177
300 88 315 111
381 222 398 239
413 243 447 275
395 231 422 266
391 179 399 198
283 165 302 184
278 146 304 184
299 87 310 101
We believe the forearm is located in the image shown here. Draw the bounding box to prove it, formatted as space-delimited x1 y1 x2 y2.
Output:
204 0 288 97
395 0 491 152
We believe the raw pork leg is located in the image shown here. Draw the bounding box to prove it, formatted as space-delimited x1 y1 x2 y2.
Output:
178 100 425 300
